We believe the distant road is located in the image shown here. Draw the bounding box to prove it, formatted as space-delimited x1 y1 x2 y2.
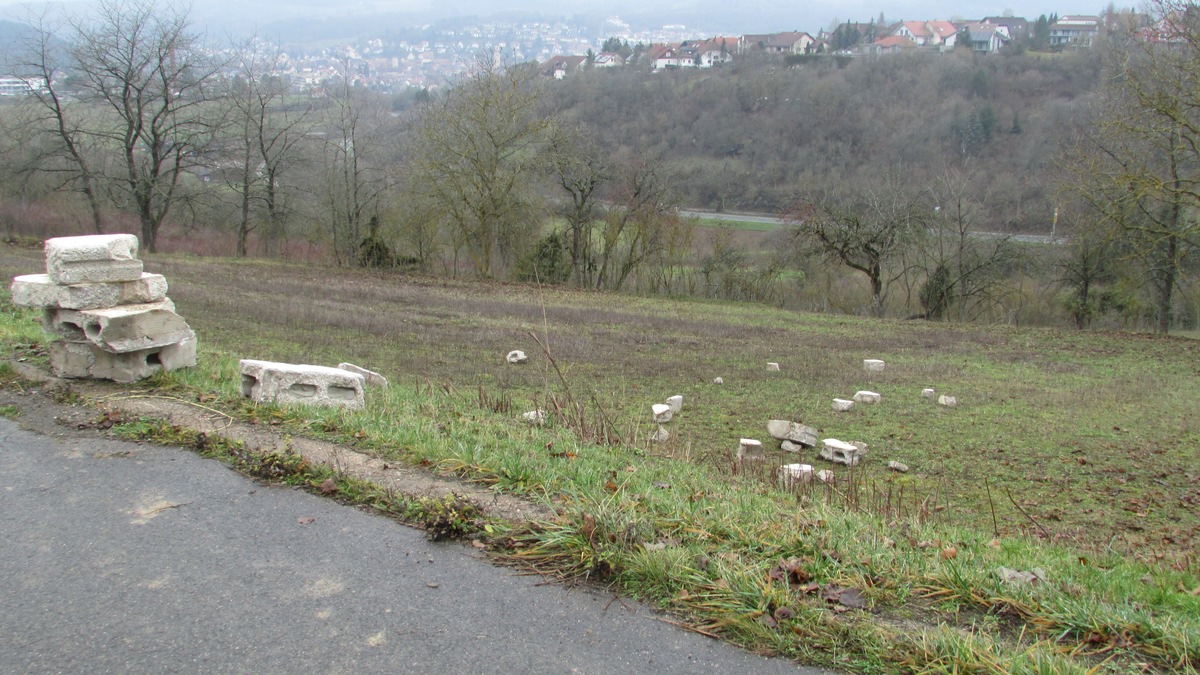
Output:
680 209 1062 244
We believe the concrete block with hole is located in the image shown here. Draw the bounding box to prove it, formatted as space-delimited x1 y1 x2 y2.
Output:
44 300 190 353
50 334 196 383
45 234 144 285
239 359 365 410
11 272 167 310
767 420 817 447
821 438 867 466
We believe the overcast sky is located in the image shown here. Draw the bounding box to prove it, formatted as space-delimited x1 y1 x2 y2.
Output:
0 0 1111 36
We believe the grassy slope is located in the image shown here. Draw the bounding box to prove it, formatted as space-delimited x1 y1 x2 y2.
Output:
2 243 1197 673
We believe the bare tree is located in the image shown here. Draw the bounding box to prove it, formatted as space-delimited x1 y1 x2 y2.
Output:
550 124 607 286
594 152 679 291
405 54 555 277
57 0 223 252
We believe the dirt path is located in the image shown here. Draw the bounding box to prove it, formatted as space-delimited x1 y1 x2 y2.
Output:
1 361 553 524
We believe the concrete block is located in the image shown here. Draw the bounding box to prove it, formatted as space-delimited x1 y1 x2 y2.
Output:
666 395 683 413
713 377 723 385
938 395 958 407
338 362 389 388
821 438 866 466
767 420 817 446
49 335 195 383
863 359 885 372
921 388 936 398
780 463 813 486
506 350 528 364
766 362 780 371
887 461 910 473
652 403 673 424
832 398 854 412
737 438 765 462
816 469 835 484
11 273 167 310
45 234 143 285
853 390 881 404
650 425 670 443
781 440 808 453
239 359 365 410
521 410 546 425
44 300 189 353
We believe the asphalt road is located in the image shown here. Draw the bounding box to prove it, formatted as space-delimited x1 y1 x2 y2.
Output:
0 418 828 674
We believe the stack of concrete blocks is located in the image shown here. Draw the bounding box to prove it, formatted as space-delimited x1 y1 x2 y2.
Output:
10 234 197 383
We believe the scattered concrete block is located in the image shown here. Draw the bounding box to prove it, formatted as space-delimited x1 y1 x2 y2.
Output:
44 300 190 353
506 350 528 364
49 336 196 383
887 461 910 473
937 395 958 407
832 398 854 412
650 425 670 443
821 438 866 466
780 463 813 486
45 234 144 285
767 420 818 447
853 390 881 404
816 469 835 484
921 388 936 398
863 359 885 372
666 395 683 414
713 377 723 385
737 438 765 462
652 403 673 424
239 359 365 410
521 410 546 425
338 362 388 388
781 440 808 453
766 362 780 371
11 272 167 310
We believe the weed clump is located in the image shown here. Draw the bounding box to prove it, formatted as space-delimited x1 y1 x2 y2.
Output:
410 493 484 541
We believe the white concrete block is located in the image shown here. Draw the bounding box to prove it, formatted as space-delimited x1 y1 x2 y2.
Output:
239 359 365 410
650 425 670 443
652 403 673 424
521 410 546 425
11 273 167 310
737 438 765 462
506 349 528 364
832 398 854 412
712 377 723 385
766 362 780 371
821 438 866 466
666 395 683 413
45 234 143 285
938 395 958 407
780 463 813 486
863 359 885 372
338 362 389 388
816 469 835 484
853 390 881 404
49 335 195 383
921 388 936 398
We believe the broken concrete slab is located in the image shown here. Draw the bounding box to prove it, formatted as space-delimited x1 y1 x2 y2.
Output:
781 440 809 453
650 425 670 443
832 398 854 412
506 350 528 364
338 362 388 388
11 272 167 310
712 377 723 385
49 300 190 353
45 234 143 286
767 420 817 447
816 469 835 484
821 438 866 466
887 461 910 473
853 391 881 404
239 359 365 410
938 395 958 407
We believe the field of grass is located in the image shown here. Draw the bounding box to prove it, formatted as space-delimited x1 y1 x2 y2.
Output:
2 241 1197 673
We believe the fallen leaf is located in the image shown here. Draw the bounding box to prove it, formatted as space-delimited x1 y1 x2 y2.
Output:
838 587 867 609
471 540 487 549
604 480 619 492
773 606 795 621
319 478 338 494
758 614 778 629
298 517 315 525
426 582 439 589
940 546 958 560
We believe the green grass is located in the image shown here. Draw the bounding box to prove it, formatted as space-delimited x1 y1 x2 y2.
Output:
1 243 1197 673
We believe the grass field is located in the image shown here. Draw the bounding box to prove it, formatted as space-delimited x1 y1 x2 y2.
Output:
2 241 1197 673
